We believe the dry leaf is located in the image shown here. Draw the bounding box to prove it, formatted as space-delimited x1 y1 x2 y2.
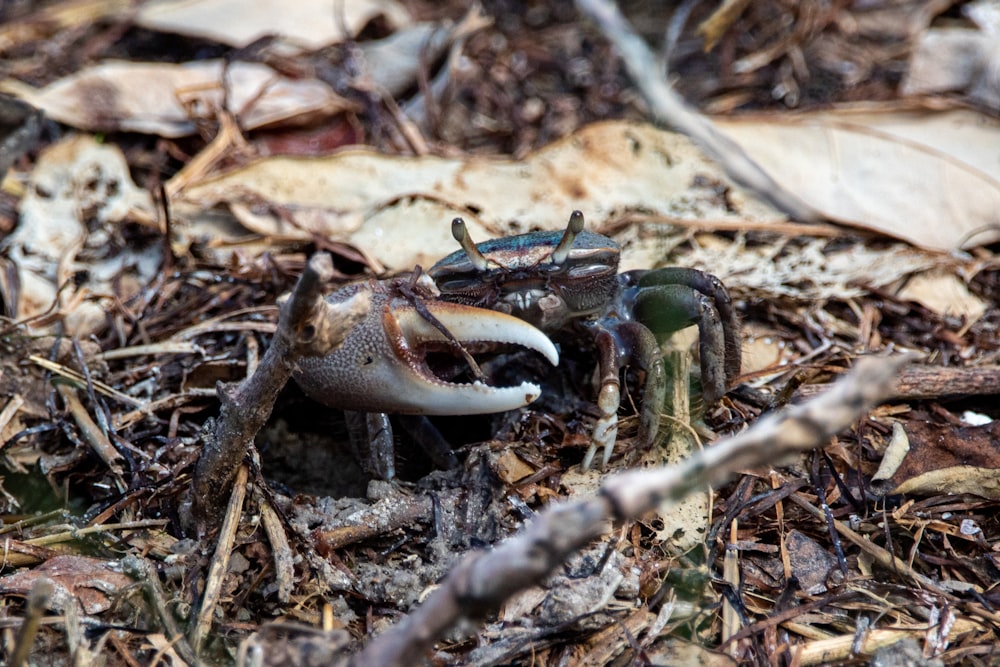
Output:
785 530 837 595
4 60 353 138
715 108 1000 251
885 418 1000 499
494 450 534 484
872 422 910 483
902 0 1000 109
173 121 784 270
10 134 157 334
0 555 133 615
895 269 987 322
135 0 410 49
675 235 950 300
739 326 790 377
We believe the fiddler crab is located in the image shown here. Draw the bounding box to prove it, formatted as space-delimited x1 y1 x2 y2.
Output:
293 211 740 476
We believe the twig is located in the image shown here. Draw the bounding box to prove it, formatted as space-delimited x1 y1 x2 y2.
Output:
190 463 248 654
121 555 197 666
192 253 367 525
349 355 906 666
10 577 51 667
575 0 819 222
796 364 1000 401
259 492 295 604
56 384 126 484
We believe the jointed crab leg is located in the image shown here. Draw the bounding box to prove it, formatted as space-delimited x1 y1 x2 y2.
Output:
635 267 741 391
345 411 396 480
584 321 667 470
627 269 740 408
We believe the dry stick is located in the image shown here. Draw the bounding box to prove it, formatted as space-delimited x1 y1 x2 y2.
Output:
259 493 295 603
121 555 198 666
192 253 367 525
575 0 819 223
349 356 906 667
10 577 51 667
190 463 248 654
797 364 1000 401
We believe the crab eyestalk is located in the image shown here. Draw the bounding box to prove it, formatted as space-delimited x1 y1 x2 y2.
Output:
550 210 585 265
451 218 491 271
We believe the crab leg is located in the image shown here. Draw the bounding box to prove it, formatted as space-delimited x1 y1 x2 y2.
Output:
583 322 667 470
345 410 396 480
636 268 741 389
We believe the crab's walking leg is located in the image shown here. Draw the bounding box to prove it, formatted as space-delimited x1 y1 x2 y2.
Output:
345 410 396 480
583 322 666 469
637 268 741 389
584 328 622 471
618 322 667 452
397 415 460 470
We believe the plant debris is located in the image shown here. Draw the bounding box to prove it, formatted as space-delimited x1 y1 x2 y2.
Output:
1 2 999 666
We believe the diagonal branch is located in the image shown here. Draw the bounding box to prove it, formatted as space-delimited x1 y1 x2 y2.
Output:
575 0 819 222
349 355 907 667
192 253 368 527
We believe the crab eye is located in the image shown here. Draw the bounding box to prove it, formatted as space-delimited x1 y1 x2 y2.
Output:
566 264 611 278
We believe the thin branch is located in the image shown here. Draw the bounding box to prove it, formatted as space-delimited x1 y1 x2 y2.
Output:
192 253 368 526
349 355 907 667
575 0 820 222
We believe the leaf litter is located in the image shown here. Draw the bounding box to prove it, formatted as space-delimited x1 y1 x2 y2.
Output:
1 1 1000 665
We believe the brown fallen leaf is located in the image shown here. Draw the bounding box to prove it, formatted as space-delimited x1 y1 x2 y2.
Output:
881 417 1000 499
4 60 354 138
494 450 534 484
0 555 133 615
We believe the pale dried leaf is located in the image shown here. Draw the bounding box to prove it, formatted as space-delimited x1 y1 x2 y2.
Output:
901 29 999 106
715 108 1000 251
136 0 410 49
872 423 910 483
672 235 949 300
9 135 157 335
4 60 352 138
739 327 789 377
895 269 987 322
966 0 1000 32
173 121 785 270
903 0 1000 110
363 22 456 97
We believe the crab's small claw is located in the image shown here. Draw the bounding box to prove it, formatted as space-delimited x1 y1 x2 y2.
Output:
293 281 558 415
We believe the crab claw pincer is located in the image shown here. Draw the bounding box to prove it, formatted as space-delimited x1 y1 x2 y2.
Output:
293 281 559 415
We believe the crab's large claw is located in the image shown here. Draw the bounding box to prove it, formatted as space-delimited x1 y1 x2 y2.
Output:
293 281 559 415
